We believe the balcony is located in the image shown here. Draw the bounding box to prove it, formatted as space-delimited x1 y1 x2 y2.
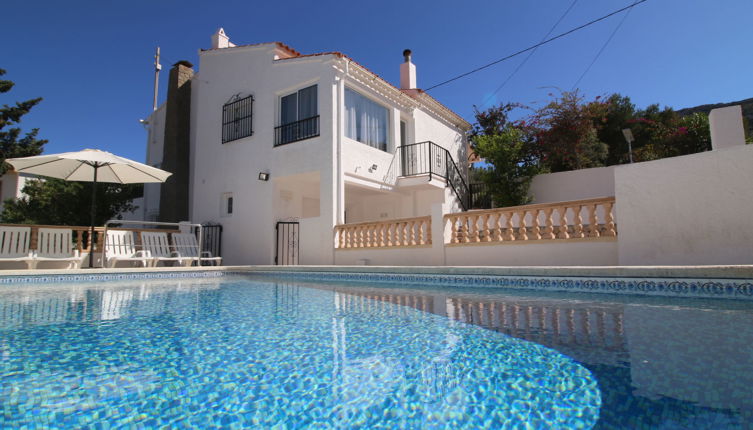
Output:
398 141 470 210
274 115 320 147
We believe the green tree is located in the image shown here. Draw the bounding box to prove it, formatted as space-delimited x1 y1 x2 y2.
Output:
665 112 711 156
530 91 711 167
1 178 142 226
0 68 47 173
595 94 637 165
472 103 518 137
0 68 141 225
472 126 540 207
532 90 608 172
625 105 711 161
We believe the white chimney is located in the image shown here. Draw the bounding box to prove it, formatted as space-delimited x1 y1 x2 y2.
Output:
400 49 417 90
211 28 235 49
709 105 746 150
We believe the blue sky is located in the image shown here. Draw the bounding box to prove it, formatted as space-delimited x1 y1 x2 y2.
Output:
2 0 752 162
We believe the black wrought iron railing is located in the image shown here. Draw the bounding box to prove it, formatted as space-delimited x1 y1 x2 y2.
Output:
274 115 320 146
199 223 223 260
398 141 470 211
469 182 492 209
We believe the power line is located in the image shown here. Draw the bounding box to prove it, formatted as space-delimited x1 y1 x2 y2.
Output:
480 0 579 108
425 0 650 91
571 0 637 90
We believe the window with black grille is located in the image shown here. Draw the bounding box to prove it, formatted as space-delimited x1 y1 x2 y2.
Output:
222 95 254 143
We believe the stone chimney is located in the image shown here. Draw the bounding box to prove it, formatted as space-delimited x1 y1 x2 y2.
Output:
211 28 235 49
400 49 417 90
709 105 746 150
159 61 193 223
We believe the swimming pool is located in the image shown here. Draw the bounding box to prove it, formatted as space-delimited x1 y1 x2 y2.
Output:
1 271 752 428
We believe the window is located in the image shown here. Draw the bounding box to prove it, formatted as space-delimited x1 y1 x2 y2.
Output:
345 88 389 152
275 85 319 146
221 193 233 217
400 120 406 147
222 95 254 143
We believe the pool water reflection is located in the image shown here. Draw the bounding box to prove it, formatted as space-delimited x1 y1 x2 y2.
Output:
1 277 602 429
308 280 753 429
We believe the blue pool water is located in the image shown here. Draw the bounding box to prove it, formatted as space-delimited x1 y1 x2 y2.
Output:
1 274 752 428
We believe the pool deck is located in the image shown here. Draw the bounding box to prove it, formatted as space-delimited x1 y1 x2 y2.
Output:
0 264 751 279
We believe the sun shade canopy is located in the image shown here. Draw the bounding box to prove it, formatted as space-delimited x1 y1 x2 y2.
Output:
6 149 171 184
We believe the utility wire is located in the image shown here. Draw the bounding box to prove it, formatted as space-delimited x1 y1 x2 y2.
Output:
571 0 637 90
480 0 579 108
426 0 650 91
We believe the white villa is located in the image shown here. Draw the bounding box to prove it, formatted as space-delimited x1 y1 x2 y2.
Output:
143 29 471 266
0 172 32 214
142 29 753 268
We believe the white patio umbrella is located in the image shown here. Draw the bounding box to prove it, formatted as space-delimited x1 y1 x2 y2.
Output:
6 149 172 267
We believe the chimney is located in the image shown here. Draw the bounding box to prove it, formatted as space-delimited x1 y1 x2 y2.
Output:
159 61 194 223
211 28 235 49
400 49 417 90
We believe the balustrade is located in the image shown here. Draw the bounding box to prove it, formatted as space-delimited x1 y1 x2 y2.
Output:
445 197 617 245
335 216 432 249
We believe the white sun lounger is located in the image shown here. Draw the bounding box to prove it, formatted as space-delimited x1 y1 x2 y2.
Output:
105 230 151 268
0 226 35 269
34 228 83 269
172 233 222 266
141 231 190 267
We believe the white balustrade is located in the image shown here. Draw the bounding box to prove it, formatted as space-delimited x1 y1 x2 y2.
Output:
445 197 617 245
335 216 432 249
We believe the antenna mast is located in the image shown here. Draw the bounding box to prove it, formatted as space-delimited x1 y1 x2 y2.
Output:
152 47 161 111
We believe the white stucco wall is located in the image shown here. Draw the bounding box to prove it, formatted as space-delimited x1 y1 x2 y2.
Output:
616 144 753 265
142 104 166 221
341 139 395 186
412 109 466 159
0 172 31 213
299 216 332 265
190 46 338 265
274 172 321 220
529 166 616 204
345 191 403 223
344 186 444 224
445 240 618 266
177 38 470 266
335 247 437 266
338 88 467 221
333 239 618 266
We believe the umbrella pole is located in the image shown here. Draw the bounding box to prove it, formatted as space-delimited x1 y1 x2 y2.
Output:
89 166 98 268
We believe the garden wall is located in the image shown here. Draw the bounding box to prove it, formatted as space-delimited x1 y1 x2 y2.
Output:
444 240 618 266
529 166 616 204
615 144 753 265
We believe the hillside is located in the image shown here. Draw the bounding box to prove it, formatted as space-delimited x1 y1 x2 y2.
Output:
676 97 753 134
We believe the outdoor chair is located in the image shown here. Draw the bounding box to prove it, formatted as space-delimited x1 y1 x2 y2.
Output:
171 233 222 266
141 231 190 267
0 226 35 269
34 228 84 269
105 230 151 268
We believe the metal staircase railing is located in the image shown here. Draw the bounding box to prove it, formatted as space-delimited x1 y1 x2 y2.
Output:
397 141 469 211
